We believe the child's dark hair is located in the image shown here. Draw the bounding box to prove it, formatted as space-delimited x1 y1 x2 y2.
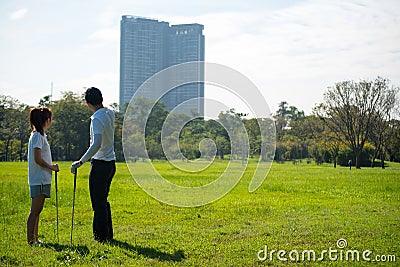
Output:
30 107 52 135
85 87 103 106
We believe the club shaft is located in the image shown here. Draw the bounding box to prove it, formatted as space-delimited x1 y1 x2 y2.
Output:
55 171 59 243
71 170 77 244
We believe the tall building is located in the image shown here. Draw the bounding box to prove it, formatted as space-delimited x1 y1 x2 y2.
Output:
119 15 205 115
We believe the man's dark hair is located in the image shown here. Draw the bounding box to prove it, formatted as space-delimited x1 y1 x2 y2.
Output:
85 87 103 106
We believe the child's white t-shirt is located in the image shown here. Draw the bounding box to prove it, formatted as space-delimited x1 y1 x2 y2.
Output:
28 132 52 185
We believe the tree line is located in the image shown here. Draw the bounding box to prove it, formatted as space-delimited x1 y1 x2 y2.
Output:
1 77 399 168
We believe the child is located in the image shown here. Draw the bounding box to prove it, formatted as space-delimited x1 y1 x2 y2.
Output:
27 107 59 246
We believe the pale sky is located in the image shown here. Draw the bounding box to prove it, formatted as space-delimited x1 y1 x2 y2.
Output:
1 0 399 114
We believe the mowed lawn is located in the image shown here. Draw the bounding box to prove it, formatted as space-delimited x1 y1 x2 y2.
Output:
0 160 399 266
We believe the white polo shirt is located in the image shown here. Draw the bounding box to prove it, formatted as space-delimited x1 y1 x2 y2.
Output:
28 132 52 185
91 107 116 161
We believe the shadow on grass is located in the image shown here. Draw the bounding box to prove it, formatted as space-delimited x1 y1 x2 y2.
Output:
42 243 90 256
109 239 185 262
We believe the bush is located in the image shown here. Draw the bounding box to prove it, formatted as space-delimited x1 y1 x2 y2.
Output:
337 146 374 167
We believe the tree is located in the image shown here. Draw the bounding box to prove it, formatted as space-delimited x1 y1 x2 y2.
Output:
0 95 30 161
316 77 399 169
48 91 92 161
368 114 388 168
217 109 247 160
286 115 319 161
38 95 52 107
274 101 289 141
205 119 230 159
123 97 170 160
274 101 305 141
111 103 124 162
385 119 400 162
243 118 261 158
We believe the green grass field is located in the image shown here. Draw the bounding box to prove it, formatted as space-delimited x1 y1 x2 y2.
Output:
0 160 399 266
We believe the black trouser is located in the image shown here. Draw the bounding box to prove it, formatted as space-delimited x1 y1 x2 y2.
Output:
89 159 116 242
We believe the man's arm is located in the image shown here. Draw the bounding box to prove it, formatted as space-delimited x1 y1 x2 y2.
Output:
71 116 105 173
80 133 102 163
71 133 102 173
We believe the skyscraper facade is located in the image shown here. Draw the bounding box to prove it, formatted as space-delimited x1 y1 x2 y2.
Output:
119 15 205 115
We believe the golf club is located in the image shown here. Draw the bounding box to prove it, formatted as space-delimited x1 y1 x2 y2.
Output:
71 169 77 244
55 171 59 243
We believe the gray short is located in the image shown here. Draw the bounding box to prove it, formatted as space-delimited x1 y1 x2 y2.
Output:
30 184 51 198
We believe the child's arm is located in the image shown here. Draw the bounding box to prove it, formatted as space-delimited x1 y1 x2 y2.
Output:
34 148 59 172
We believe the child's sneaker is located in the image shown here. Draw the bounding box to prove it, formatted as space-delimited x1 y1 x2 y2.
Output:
30 240 44 247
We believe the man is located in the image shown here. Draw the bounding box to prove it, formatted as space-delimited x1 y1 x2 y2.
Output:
71 87 116 242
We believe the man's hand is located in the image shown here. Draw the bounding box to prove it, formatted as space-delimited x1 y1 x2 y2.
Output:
70 161 83 174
